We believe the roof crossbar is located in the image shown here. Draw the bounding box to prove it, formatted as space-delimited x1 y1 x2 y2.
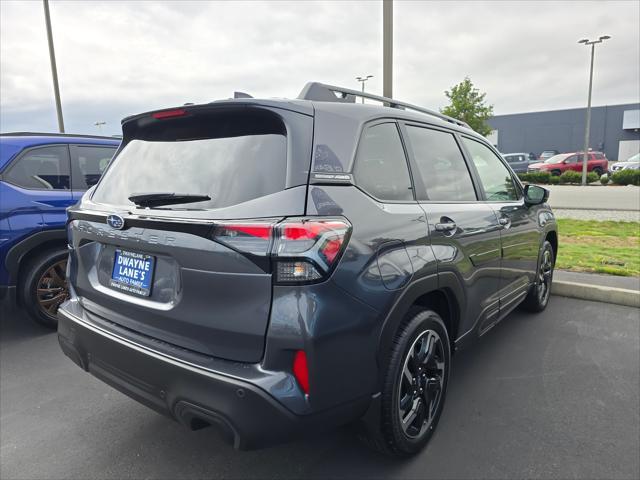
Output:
298 82 470 128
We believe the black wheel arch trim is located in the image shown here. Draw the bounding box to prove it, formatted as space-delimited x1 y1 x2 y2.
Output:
4 229 68 284
375 273 464 389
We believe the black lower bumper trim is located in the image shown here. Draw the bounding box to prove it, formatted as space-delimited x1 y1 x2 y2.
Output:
57 304 369 449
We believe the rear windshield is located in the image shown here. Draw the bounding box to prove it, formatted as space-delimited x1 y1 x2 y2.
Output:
91 110 287 209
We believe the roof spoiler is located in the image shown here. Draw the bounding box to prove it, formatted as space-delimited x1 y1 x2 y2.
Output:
297 82 470 129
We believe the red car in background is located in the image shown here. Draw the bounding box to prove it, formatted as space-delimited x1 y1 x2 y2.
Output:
528 151 608 176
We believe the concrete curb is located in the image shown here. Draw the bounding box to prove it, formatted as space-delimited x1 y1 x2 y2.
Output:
552 280 640 308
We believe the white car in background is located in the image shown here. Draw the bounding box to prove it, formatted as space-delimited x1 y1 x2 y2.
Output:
609 152 640 174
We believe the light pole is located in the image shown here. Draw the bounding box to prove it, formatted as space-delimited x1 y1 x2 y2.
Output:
578 35 611 185
356 75 373 103
383 0 393 98
43 0 64 133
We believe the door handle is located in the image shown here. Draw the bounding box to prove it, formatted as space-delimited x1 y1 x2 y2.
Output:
435 221 457 232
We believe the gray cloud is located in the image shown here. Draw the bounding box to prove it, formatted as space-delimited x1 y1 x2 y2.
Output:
1 0 638 136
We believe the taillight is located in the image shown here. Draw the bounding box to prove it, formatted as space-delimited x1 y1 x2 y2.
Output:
211 218 351 283
292 350 309 394
151 108 187 119
212 221 275 255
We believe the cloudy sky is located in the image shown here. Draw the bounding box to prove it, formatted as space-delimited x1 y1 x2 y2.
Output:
1 0 638 136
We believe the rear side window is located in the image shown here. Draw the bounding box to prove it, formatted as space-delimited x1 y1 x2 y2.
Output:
91 111 288 209
4 145 70 190
405 126 476 201
462 138 520 201
353 123 413 202
71 145 117 190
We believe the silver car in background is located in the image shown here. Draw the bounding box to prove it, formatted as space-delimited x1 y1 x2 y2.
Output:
609 152 640 174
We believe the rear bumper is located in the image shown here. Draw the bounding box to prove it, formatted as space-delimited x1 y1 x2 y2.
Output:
57 300 369 449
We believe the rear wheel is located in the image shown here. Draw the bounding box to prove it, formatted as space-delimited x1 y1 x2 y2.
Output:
363 309 451 456
521 240 555 312
593 167 603 177
20 248 69 328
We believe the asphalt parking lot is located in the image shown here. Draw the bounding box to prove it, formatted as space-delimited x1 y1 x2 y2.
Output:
1 297 638 480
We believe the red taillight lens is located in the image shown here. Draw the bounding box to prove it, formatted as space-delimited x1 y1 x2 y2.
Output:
212 221 275 255
211 217 351 283
292 350 309 394
275 219 350 283
151 109 187 119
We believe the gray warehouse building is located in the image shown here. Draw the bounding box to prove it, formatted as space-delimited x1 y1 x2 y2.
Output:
488 103 640 161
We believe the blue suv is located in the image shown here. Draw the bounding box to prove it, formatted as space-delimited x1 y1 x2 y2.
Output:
0 133 120 327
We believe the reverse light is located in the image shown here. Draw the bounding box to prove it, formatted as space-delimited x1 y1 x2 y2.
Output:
292 350 309 394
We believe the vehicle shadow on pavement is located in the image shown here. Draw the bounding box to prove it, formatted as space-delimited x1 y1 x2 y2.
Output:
62 308 540 480
3 297 638 479
0 308 53 343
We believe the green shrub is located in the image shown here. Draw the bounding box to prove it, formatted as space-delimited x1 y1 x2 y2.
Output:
611 169 640 186
518 171 552 184
600 173 609 185
559 170 583 184
586 172 599 184
548 175 560 184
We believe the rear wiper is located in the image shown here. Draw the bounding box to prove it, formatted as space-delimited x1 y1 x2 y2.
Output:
128 192 211 208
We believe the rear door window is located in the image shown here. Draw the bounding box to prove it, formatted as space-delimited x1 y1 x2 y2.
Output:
405 125 477 201
353 123 413 202
3 145 70 190
71 145 117 190
91 111 289 209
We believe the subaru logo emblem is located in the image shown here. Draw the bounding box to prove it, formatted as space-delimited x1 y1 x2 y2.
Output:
107 214 125 230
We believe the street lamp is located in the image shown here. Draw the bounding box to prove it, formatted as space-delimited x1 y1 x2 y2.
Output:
356 75 374 103
578 35 611 185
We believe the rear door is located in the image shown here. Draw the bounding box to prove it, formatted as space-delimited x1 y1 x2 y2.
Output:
564 154 581 172
1 145 74 231
67 105 313 362
401 123 503 337
460 137 539 314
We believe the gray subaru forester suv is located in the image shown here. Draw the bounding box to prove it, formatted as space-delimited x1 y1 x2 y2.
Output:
58 82 557 456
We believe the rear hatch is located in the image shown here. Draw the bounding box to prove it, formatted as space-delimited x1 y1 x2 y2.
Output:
67 104 313 362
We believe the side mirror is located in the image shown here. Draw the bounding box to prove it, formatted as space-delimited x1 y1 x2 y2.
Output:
524 184 549 206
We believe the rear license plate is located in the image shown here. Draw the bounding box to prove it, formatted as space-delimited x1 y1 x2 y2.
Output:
110 249 155 297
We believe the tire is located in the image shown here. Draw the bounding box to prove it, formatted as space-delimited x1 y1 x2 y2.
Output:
593 167 603 177
20 247 69 328
521 240 555 313
363 308 451 456
551 170 561 176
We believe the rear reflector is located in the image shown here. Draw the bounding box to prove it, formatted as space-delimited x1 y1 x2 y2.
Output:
293 350 309 394
151 109 187 119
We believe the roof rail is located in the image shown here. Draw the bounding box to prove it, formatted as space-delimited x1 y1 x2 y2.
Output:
0 131 120 140
298 82 470 129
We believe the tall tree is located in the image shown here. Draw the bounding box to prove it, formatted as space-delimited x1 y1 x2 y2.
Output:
441 77 494 136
